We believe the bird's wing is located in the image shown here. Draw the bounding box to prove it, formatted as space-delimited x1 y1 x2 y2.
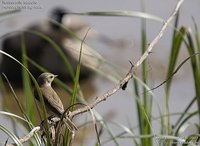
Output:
41 86 65 115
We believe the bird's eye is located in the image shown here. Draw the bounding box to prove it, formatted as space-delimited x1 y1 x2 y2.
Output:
50 75 53 79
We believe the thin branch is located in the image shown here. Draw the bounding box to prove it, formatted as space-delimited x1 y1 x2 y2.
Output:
147 53 199 92
5 127 40 146
70 64 134 117
134 0 184 68
70 0 184 118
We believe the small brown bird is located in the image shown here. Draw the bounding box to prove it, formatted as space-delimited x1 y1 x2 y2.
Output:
34 72 77 131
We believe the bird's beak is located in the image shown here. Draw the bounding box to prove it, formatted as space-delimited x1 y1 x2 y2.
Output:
54 75 58 78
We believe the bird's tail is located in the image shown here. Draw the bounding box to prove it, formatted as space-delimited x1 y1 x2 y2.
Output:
63 116 78 131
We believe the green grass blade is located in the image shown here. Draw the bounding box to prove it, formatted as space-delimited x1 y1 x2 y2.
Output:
26 50 117 146
173 96 196 132
21 34 35 124
63 18 90 146
165 11 180 94
0 111 28 123
103 122 120 146
26 30 75 79
25 56 83 101
0 50 51 145
163 26 187 137
109 121 138 145
0 111 41 145
72 10 164 23
185 30 200 120
21 34 38 146
70 29 90 111
0 9 21 17
133 74 163 144
0 75 8 108
192 18 200 64
2 74 42 145
165 27 186 94
50 18 124 82
0 124 23 146
173 111 198 138
0 9 21 24
133 74 143 137
3 27 123 83
140 6 152 145
2 73 27 120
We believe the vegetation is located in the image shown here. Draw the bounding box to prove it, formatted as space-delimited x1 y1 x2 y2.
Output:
0 0 199 145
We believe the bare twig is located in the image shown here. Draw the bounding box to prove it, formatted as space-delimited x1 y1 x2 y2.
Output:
4 0 184 145
70 0 184 118
134 0 184 68
5 127 40 146
147 53 199 92
70 64 134 117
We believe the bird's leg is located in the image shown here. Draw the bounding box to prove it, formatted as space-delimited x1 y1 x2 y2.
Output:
66 111 72 119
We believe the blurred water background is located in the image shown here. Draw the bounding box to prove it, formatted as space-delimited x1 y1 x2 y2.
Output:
0 0 200 145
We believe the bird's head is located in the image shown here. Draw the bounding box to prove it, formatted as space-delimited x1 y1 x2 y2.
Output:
37 72 58 86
